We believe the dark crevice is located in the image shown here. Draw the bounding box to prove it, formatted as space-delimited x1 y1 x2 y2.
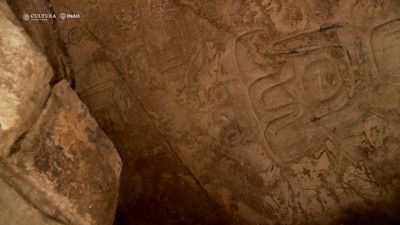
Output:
45 0 76 88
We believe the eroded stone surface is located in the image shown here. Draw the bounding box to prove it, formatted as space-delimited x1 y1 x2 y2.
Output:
0 177 63 225
0 0 52 155
0 3 122 224
6 0 400 224
1 80 122 225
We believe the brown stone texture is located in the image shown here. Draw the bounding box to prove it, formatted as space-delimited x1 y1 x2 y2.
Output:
0 2 122 225
1 80 122 225
0 0 52 155
5 0 400 224
0 177 62 225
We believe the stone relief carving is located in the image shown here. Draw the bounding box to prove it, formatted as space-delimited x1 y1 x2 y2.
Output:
4 0 400 224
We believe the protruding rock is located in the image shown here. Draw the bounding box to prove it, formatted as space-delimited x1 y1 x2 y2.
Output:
0 2 122 224
0 0 52 155
2 80 122 225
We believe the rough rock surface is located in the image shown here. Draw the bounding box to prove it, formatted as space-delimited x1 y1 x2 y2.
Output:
6 0 400 224
1 80 122 225
0 0 52 155
0 177 62 225
0 2 122 225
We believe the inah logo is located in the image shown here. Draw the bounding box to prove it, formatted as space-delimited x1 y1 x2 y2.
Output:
59 13 66 20
59 13 80 20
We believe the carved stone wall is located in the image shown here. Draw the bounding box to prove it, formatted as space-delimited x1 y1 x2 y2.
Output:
5 0 400 224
